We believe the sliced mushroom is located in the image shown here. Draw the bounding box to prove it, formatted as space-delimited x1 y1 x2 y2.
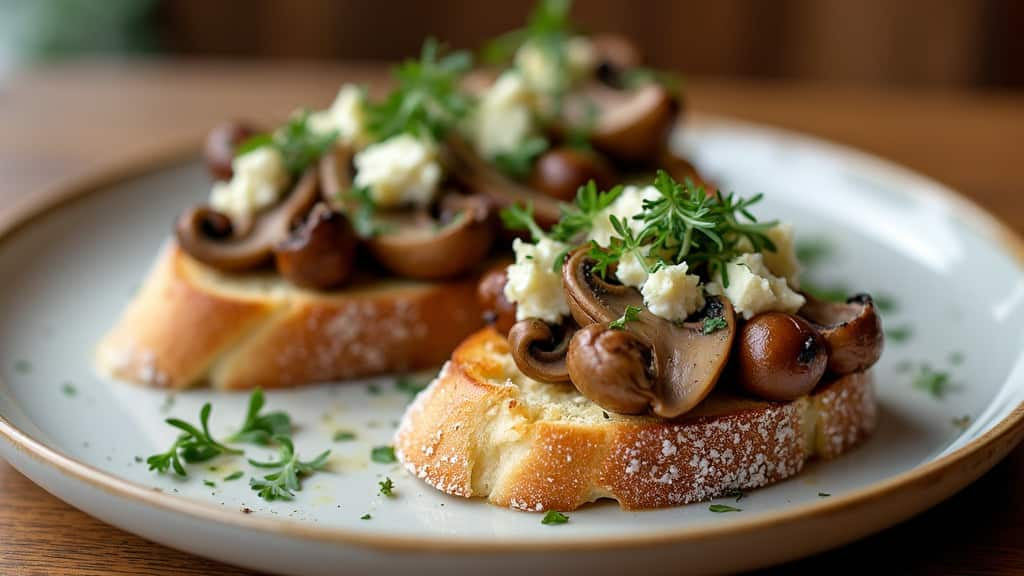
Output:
528 147 616 202
176 169 319 272
561 249 736 417
446 135 564 228
558 83 678 165
508 318 577 383
799 293 885 375
204 121 262 181
366 193 495 280
318 145 354 210
273 203 357 290
736 313 828 401
477 262 517 335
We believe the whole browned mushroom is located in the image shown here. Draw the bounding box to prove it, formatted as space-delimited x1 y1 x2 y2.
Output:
366 193 495 281
558 248 736 417
528 147 616 202
736 312 828 401
446 135 564 228
273 203 358 290
566 323 654 413
204 121 262 181
175 168 320 272
799 293 885 375
508 318 577 383
477 263 517 335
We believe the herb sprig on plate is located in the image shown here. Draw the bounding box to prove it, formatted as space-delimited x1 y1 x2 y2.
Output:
249 436 331 501
146 403 242 477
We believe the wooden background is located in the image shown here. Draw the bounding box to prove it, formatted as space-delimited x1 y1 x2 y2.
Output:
1 60 1023 574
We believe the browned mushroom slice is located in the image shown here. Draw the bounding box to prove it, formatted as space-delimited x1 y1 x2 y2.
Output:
477 262 517 335
528 147 616 202
273 203 358 290
559 83 678 165
318 145 354 210
446 135 564 228
736 312 828 401
366 193 494 281
508 318 576 383
561 249 736 417
204 121 262 181
175 169 319 272
799 293 885 375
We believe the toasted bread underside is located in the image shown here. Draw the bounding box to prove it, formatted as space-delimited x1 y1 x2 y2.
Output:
96 244 483 390
395 328 877 511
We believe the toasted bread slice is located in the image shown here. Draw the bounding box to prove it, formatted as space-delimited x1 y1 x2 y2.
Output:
396 328 876 511
96 243 483 390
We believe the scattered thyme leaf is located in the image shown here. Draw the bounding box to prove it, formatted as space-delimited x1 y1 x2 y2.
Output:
14 359 31 374
492 136 549 179
333 430 357 442
395 375 430 399
238 111 338 175
500 202 546 242
203 480 216 488
248 436 330 501
608 305 642 330
360 513 372 520
709 504 742 513
948 351 965 366
228 389 292 446
951 415 971 430
378 477 395 497
367 383 382 395
371 445 397 464
912 364 954 399
541 510 569 525
885 325 913 343
224 471 244 482
549 180 624 242
61 382 77 397
147 403 243 477
702 316 728 335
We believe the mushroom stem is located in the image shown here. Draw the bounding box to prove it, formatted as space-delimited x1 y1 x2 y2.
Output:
508 318 577 383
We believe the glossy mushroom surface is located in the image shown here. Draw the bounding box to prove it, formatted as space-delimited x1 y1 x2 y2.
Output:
273 203 358 290
560 84 677 165
508 318 576 383
204 121 261 181
799 293 885 375
566 323 654 414
736 312 828 401
560 249 736 417
528 147 616 202
176 168 320 272
477 263 517 335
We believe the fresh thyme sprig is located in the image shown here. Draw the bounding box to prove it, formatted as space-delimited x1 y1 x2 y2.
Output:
608 305 642 330
147 403 243 477
587 213 652 280
550 180 623 242
249 436 331 501
367 37 473 142
228 388 291 446
236 110 339 175
500 202 547 242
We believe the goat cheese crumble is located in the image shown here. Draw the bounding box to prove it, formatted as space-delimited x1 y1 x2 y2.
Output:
641 262 706 321
209 146 289 218
589 185 661 247
504 237 571 324
353 134 442 208
706 253 805 319
472 71 538 158
308 84 370 149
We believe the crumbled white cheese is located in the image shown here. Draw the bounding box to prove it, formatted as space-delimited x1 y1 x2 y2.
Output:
762 223 802 288
706 253 805 319
588 185 661 247
472 71 538 158
353 134 442 208
616 250 650 288
209 146 289 218
565 36 597 80
515 41 562 93
308 84 370 148
504 237 571 323
641 262 705 322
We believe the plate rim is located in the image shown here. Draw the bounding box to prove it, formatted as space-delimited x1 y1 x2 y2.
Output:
2 116 1024 553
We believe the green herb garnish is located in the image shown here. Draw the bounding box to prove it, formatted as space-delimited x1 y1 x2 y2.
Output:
238 111 338 175
371 446 397 464
949 351 965 366
367 38 472 141
61 382 77 397
378 477 395 497
549 180 623 242
224 471 245 482
541 510 570 525
395 375 430 398
702 316 728 335
500 202 547 242
229 388 292 446
147 403 243 477
709 504 742 513
912 365 954 398
951 415 971 430
333 430 357 442
493 136 549 179
483 0 573 67
608 305 642 330
360 513 372 520
248 436 330 501
885 325 913 343
203 479 216 488
346 185 379 238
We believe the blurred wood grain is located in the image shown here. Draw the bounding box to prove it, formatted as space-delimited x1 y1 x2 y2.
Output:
0 60 1023 575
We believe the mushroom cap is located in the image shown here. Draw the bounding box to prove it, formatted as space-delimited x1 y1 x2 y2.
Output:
562 248 736 418
273 203 358 290
508 318 575 383
366 193 495 281
528 147 616 202
799 293 885 375
477 262 517 335
175 168 320 272
736 312 828 401
204 121 262 181
567 323 655 414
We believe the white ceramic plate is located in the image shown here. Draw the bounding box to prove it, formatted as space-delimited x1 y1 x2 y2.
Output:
2 117 1023 575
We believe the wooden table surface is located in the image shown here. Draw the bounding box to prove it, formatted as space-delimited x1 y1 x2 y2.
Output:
1 61 1023 575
